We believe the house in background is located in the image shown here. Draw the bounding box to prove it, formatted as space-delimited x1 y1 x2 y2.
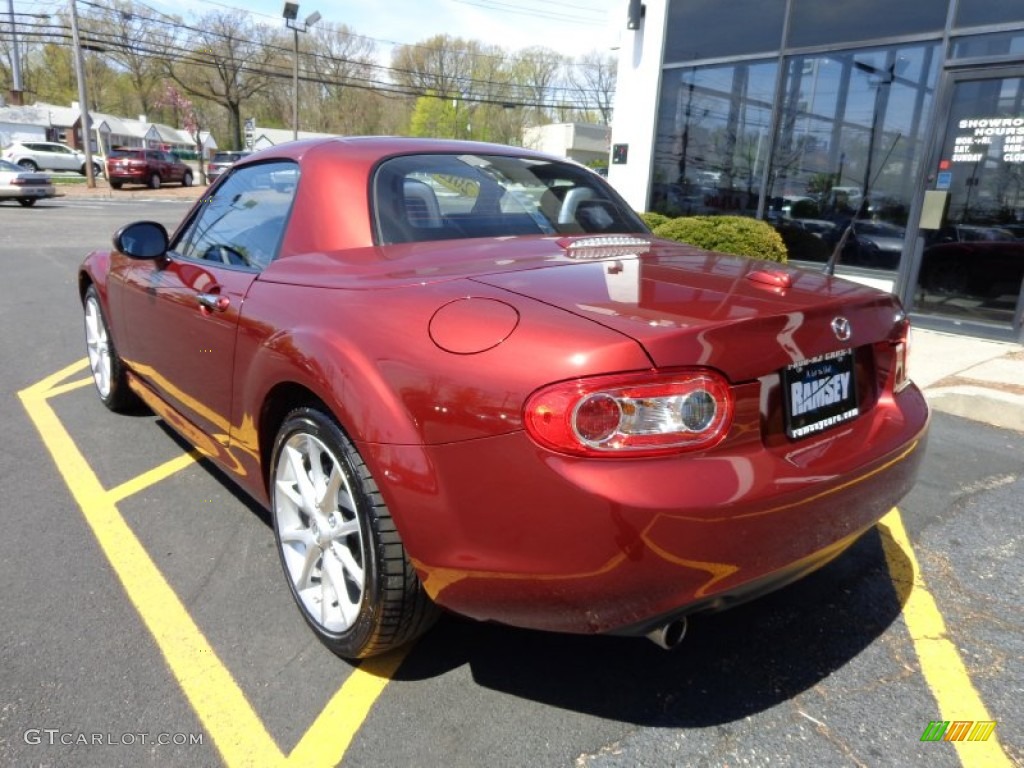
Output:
0 101 216 162
523 123 611 167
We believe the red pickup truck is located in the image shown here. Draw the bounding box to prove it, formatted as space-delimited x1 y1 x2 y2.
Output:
106 149 193 190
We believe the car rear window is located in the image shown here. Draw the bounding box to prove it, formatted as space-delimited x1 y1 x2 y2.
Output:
372 153 647 245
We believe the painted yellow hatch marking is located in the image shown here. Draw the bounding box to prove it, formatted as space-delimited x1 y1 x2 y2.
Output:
20 360 407 767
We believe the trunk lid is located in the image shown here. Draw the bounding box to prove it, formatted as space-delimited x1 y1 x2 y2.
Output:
472 239 904 383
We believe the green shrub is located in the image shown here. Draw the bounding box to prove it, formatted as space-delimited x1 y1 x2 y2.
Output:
653 215 788 263
639 211 670 230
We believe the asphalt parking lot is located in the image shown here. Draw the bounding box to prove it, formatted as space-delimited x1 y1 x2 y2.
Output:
1 198 1020 767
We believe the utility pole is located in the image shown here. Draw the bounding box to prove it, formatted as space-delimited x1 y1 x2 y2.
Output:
6 0 24 104
69 0 97 188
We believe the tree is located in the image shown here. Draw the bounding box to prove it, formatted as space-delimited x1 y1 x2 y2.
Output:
166 11 282 149
155 84 208 181
80 0 179 118
565 52 617 125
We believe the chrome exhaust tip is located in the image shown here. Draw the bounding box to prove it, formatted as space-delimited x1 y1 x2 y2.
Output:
646 617 688 650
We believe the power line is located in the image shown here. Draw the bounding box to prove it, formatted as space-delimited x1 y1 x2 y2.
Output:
66 0 613 100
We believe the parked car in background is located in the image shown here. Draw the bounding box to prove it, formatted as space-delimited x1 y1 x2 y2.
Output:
0 158 57 206
826 219 906 269
106 148 193 189
79 137 929 659
206 150 252 184
1 140 102 177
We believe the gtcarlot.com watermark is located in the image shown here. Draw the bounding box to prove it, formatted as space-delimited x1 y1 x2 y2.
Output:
24 729 203 747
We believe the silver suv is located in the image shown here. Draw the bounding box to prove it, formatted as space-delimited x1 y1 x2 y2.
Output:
1 141 103 176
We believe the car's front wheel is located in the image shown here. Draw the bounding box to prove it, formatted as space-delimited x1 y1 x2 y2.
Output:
83 285 137 412
182 172 193 187
17 198 36 207
148 173 161 189
270 408 438 659
110 180 123 190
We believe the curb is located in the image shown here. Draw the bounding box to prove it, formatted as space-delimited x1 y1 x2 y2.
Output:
925 385 1024 433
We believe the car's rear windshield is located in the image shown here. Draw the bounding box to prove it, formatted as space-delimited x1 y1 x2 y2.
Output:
213 152 248 163
372 153 647 244
109 149 143 158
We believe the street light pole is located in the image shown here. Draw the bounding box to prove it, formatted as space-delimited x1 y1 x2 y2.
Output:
69 0 96 188
282 3 320 141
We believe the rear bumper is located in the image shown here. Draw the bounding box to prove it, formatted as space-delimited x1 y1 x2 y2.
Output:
363 383 929 635
108 168 149 182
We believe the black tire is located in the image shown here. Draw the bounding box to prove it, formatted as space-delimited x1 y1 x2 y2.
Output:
17 159 38 172
17 198 37 207
83 285 138 412
92 162 103 178
270 407 438 659
148 173 161 190
182 172 193 187
110 180 123 190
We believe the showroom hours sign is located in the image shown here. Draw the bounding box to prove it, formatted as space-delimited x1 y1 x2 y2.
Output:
951 117 1024 164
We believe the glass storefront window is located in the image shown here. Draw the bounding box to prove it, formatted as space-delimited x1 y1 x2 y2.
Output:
787 0 948 49
912 76 1024 327
664 0 785 64
767 43 940 269
651 62 778 218
952 31 1024 60
955 0 1024 28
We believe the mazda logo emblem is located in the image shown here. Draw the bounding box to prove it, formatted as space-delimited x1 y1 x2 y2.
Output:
832 316 852 342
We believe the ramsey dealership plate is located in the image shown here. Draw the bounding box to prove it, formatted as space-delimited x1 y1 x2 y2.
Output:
782 349 859 439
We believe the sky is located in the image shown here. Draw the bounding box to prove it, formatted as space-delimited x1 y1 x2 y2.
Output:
132 0 626 59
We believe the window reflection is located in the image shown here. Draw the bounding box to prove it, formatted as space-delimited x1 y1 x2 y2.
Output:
768 43 940 269
952 31 1024 60
914 76 1024 326
652 62 778 218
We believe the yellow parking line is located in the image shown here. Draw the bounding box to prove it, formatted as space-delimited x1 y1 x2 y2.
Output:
45 377 95 398
287 649 410 767
879 509 1011 767
20 365 405 767
107 452 201 504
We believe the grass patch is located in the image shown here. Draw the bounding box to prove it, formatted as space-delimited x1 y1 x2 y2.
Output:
51 176 89 186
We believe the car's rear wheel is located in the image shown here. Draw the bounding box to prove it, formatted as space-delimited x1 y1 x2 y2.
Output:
110 181 123 190
148 173 161 189
17 198 36 207
182 171 193 187
270 408 438 659
17 159 38 172
83 285 136 412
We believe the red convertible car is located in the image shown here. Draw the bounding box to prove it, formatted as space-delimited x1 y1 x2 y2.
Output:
79 138 929 659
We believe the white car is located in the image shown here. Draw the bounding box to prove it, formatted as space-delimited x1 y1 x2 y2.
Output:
0 159 57 206
1 141 102 176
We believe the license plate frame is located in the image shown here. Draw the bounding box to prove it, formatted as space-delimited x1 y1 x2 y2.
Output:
782 349 859 440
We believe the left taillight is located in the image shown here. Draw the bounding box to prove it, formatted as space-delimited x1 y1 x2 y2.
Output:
524 370 734 457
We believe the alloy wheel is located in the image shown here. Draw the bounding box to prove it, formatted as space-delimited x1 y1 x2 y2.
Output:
84 294 111 398
273 432 365 633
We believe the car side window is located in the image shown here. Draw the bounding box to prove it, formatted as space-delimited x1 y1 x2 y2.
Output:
173 160 299 271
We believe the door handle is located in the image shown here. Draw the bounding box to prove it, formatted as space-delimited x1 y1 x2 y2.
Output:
197 293 230 312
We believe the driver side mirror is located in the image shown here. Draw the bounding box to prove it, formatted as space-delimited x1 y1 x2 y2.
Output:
114 221 169 259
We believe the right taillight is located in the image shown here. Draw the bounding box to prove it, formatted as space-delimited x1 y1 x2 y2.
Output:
524 369 734 458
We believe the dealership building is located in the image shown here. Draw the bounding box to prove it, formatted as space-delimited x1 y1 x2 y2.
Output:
608 1 1024 341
